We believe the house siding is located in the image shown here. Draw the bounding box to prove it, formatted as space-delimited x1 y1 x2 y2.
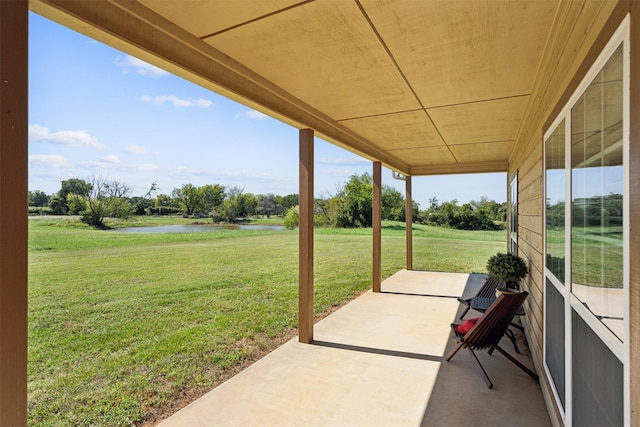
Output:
628 4 640 427
508 1 631 425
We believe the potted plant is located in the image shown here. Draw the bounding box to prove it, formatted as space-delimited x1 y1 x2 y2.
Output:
486 252 528 292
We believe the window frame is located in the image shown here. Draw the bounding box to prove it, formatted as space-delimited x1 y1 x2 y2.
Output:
542 15 630 426
508 172 518 254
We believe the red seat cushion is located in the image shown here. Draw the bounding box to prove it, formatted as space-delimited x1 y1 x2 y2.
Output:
455 317 480 335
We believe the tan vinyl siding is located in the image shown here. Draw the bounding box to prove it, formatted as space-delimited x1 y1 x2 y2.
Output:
628 4 640 425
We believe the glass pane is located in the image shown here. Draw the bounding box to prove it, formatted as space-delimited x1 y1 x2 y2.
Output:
509 175 517 253
572 310 623 426
545 279 565 409
571 45 624 341
545 120 566 283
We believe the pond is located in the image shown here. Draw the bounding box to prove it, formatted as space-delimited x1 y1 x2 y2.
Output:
112 224 286 233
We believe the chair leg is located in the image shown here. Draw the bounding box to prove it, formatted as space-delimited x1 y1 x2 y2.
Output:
492 345 539 381
504 328 520 353
510 321 524 331
445 341 465 361
466 347 493 389
459 305 470 320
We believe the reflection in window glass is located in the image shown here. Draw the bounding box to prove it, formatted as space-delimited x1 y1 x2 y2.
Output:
509 175 517 253
546 120 565 283
571 45 623 341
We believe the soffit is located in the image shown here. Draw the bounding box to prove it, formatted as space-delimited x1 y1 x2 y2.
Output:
31 0 561 176
202 1 422 120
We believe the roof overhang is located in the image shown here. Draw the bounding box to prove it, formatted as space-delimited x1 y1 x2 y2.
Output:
30 0 561 176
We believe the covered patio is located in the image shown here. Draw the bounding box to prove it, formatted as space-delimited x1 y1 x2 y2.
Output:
3 1 639 425
159 270 549 426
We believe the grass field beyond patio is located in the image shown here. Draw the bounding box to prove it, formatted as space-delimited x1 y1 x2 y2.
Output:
28 217 505 426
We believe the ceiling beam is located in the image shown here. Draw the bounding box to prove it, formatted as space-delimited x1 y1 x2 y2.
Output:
410 160 508 176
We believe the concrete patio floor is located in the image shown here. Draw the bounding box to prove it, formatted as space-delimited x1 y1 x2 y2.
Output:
159 270 551 426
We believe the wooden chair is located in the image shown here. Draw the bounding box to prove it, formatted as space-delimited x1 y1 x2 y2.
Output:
457 277 504 320
446 291 539 389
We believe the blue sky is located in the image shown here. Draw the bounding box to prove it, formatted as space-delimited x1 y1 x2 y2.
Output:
28 12 506 207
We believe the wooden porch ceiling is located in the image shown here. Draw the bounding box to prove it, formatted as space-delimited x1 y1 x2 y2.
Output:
31 0 560 176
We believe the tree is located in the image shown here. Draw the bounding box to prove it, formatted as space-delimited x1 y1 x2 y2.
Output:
470 196 507 222
130 181 158 215
152 194 179 215
28 190 49 207
277 194 298 212
283 206 299 229
319 195 342 227
59 178 92 199
389 200 420 223
143 181 159 200
108 197 135 219
66 193 87 215
57 178 92 214
257 193 282 218
172 183 203 216
73 176 132 226
68 186 103 227
381 186 404 221
105 180 131 198
48 195 66 215
333 173 373 228
199 184 225 215
428 197 439 211
420 198 501 230
241 192 258 218
220 186 244 223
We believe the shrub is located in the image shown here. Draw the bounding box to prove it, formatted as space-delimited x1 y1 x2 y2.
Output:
108 198 135 219
146 206 181 216
283 206 299 229
314 214 329 227
28 206 53 215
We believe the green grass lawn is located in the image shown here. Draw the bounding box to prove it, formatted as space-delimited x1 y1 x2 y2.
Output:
28 217 505 426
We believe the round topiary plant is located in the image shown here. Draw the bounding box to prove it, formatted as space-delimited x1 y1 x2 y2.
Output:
486 252 528 291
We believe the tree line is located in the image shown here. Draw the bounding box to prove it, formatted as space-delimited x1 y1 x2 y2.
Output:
546 193 623 228
29 173 506 230
28 177 298 227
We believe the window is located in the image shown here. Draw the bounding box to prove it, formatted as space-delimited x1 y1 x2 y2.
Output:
543 16 628 426
546 120 566 284
508 173 518 254
570 45 624 340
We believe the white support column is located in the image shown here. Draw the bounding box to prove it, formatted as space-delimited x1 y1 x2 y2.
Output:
0 1 28 425
372 162 382 292
299 129 314 343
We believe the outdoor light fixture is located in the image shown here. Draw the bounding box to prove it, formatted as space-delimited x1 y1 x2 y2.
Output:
392 171 406 181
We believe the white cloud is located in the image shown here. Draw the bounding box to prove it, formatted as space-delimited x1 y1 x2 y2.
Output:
29 154 69 168
78 158 159 173
165 166 292 188
243 110 268 120
78 160 117 169
140 95 212 108
115 55 170 78
101 154 120 164
123 144 150 155
29 124 105 149
122 163 161 173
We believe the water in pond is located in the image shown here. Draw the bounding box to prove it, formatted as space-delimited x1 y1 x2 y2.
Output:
112 224 286 233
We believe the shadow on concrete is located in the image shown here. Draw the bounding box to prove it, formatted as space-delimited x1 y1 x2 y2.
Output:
312 340 444 362
419 286 550 427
